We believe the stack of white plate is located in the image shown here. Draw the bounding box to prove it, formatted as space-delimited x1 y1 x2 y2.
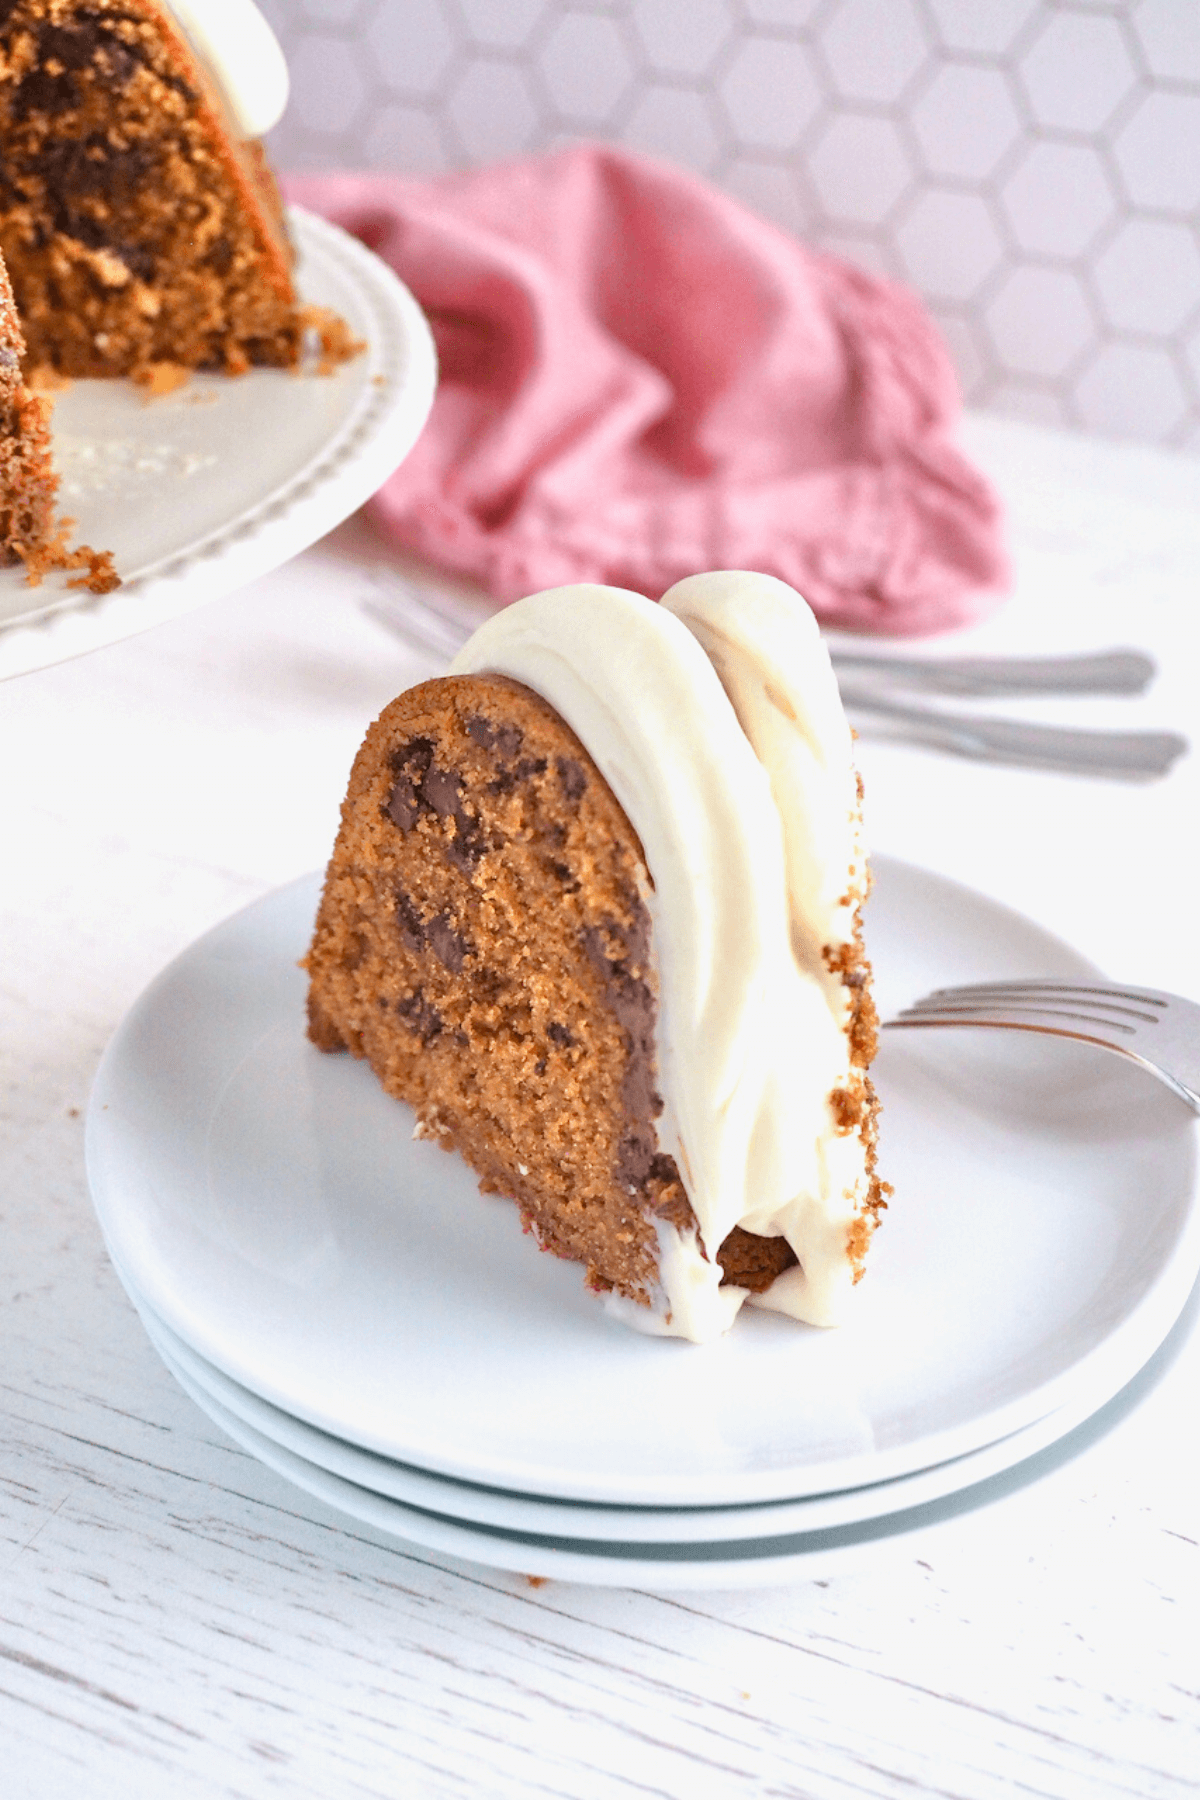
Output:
86 864 1200 1589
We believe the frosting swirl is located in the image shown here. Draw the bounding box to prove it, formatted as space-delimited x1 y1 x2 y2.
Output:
452 573 873 1342
168 0 289 139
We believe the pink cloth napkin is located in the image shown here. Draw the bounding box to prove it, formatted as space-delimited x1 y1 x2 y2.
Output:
289 148 1008 635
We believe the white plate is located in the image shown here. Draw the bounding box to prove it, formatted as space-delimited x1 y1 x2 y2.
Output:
86 861 1200 1507
141 1285 1198 1591
148 1328 895 1589
0 207 437 680
124 1269 1195 1545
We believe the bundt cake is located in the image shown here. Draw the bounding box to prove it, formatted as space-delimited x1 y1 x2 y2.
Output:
305 573 887 1343
0 244 116 589
0 2 360 591
0 0 307 380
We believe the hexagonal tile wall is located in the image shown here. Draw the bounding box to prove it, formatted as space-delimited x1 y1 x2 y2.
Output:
260 0 1200 451
894 190 1006 305
1000 142 1116 260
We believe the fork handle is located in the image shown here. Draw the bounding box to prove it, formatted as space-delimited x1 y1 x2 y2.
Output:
840 688 1188 781
365 584 1188 782
831 648 1155 698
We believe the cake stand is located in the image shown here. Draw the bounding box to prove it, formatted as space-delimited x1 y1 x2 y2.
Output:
0 206 437 681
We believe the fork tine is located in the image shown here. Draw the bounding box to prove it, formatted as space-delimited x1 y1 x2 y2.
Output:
923 980 1169 1009
898 1002 1142 1035
883 978 1200 1113
890 1011 1140 1043
907 991 1164 1027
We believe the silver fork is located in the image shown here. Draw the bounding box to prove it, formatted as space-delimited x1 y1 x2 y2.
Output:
885 981 1200 1111
360 577 1188 782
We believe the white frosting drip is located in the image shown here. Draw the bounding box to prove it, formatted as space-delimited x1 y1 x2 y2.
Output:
450 575 870 1343
168 0 289 138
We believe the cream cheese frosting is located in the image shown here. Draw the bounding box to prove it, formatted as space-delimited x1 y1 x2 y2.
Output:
451 573 872 1343
167 0 289 139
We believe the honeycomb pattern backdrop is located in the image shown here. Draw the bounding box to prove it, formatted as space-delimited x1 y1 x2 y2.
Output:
259 0 1200 453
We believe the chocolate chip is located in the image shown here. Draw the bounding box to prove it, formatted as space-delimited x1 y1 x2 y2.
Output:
395 890 426 955
557 757 587 802
473 968 507 1002
396 989 443 1046
582 898 666 1196
207 234 234 277
445 816 486 872
467 716 523 759
582 914 654 1042
14 22 99 115
546 1022 574 1048
395 889 470 973
98 36 136 85
615 1124 658 1190
13 17 196 119
486 754 546 799
50 201 156 282
426 911 468 974
385 737 434 831
15 67 79 116
422 765 464 819
39 136 151 204
38 21 100 71
385 739 487 869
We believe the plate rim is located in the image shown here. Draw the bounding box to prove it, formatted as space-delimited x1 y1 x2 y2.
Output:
124 1263 1196 1543
86 860 1200 1507
143 1279 1200 1591
148 1329 952 1591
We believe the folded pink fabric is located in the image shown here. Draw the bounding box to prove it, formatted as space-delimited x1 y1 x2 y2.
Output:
289 148 1008 635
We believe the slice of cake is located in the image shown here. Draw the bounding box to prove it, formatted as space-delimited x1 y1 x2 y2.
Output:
0 0 303 379
0 245 117 590
0 249 55 558
305 574 887 1342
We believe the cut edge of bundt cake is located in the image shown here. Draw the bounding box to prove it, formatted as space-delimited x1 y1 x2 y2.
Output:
0 0 359 383
305 672 684 1311
0 246 118 592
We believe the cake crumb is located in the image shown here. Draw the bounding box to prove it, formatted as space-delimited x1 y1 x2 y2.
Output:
15 517 121 595
25 364 72 395
297 305 366 375
135 362 191 399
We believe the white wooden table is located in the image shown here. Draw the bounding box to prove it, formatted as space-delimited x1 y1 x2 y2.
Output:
3 415 1199 1799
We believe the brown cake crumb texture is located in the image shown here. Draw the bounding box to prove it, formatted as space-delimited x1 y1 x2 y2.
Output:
824 773 890 1281
0 248 115 589
825 918 890 1281
0 0 303 378
308 677 796 1308
307 676 887 1313
0 0 362 381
